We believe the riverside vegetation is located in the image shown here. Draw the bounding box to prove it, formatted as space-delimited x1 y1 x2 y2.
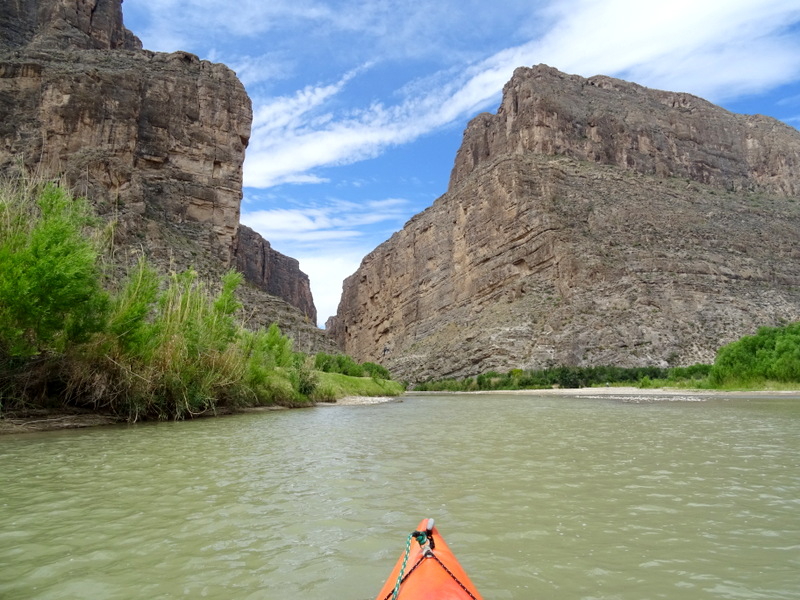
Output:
0 177 402 422
413 325 800 392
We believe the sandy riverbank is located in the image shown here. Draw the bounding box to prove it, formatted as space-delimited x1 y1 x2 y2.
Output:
319 387 800 406
316 395 403 406
410 386 800 401
477 386 800 396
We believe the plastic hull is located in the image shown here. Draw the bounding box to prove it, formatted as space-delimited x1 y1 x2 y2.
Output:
375 519 483 600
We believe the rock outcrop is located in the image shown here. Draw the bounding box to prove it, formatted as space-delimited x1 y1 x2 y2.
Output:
328 65 800 381
1 0 326 348
1 0 141 51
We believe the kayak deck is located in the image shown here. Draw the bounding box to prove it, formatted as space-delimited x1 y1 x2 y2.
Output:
375 519 483 600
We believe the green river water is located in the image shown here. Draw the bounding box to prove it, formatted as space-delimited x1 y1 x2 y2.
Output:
1 392 799 599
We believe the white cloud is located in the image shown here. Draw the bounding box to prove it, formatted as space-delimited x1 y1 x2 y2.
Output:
241 197 412 325
219 53 295 88
536 0 800 100
251 74 354 131
240 0 800 189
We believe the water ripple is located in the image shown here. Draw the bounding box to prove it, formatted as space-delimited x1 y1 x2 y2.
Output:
1 395 798 599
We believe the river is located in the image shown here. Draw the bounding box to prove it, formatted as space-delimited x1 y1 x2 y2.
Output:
1 392 799 599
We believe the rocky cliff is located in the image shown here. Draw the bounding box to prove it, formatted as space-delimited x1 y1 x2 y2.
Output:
450 66 800 197
328 65 800 381
235 225 316 324
1 0 329 349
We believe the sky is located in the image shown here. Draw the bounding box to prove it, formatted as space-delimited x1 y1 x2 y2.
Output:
122 0 800 327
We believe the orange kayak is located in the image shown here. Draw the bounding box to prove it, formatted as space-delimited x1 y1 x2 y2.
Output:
375 519 483 600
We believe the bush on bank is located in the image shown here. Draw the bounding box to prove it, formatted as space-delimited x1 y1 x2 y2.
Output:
0 180 109 357
0 177 395 421
710 322 800 387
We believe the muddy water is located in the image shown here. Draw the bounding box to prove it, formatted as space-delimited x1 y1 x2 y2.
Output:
1 393 799 599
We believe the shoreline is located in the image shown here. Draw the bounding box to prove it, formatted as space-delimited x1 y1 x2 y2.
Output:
3 387 797 435
0 408 123 435
0 396 404 435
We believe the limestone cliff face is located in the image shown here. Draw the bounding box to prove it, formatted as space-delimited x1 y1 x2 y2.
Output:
235 225 316 323
328 66 800 381
1 0 326 348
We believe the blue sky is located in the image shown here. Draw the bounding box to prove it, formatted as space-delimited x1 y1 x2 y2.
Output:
122 0 800 326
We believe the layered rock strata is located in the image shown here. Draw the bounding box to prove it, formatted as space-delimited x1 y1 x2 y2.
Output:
1 0 324 346
451 65 800 196
328 66 800 381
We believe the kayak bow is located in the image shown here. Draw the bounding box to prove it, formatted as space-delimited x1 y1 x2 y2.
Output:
375 518 483 600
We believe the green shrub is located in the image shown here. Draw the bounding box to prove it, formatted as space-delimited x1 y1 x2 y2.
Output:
290 356 318 397
314 352 390 378
362 361 390 379
259 371 300 405
0 180 109 357
710 322 800 385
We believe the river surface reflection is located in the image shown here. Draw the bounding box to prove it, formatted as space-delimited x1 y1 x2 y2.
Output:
1 393 799 599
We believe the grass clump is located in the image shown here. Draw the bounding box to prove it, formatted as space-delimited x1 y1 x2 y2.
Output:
313 352 392 379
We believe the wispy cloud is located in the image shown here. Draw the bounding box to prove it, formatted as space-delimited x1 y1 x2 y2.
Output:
215 52 295 88
777 93 800 107
240 0 800 189
127 0 335 39
241 197 410 245
242 65 513 187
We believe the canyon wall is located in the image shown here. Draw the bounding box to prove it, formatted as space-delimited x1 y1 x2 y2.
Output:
234 225 316 324
1 0 328 348
328 65 800 381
